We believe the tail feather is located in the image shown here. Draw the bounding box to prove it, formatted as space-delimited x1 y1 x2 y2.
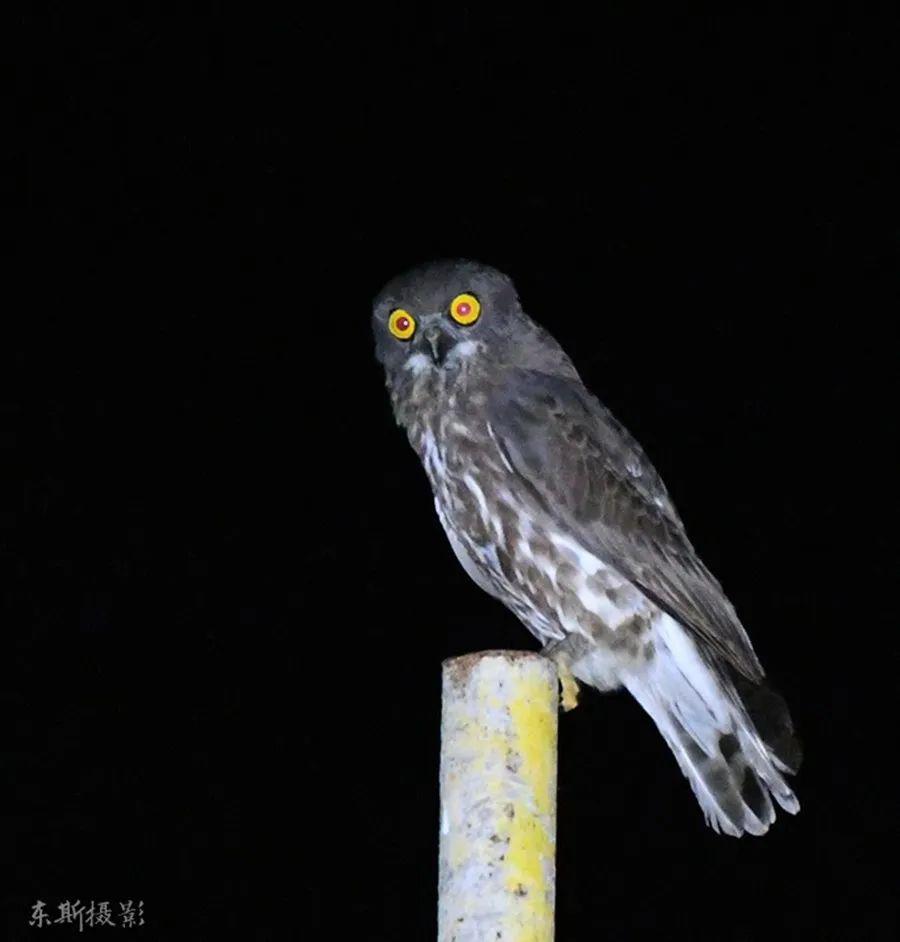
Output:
612 613 800 837
659 711 774 836
731 670 803 775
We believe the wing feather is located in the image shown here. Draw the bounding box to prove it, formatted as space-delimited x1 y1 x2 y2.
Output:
487 369 764 682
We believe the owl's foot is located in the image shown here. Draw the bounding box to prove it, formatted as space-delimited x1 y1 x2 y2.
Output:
541 636 584 712
559 663 581 712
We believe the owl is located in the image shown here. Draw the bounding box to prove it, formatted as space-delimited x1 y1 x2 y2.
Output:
372 258 800 836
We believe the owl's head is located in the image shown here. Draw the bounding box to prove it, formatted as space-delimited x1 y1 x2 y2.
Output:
371 259 527 379
373 259 581 418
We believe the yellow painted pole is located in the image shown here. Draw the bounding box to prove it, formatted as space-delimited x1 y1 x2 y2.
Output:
438 651 558 942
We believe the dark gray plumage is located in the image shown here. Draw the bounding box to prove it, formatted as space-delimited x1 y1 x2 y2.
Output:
373 258 800 836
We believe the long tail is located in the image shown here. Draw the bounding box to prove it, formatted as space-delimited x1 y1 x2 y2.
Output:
616 613 800 837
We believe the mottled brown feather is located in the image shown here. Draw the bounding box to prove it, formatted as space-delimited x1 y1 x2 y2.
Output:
488 368 765 682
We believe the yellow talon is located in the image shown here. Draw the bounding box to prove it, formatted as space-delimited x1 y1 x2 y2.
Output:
559 663 580 712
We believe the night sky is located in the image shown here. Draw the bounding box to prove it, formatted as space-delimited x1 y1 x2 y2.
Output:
9 7 897 939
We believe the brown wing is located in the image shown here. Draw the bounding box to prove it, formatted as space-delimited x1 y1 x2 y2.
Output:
488 369 765 682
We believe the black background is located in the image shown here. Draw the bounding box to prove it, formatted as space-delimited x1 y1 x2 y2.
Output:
8 5 897 939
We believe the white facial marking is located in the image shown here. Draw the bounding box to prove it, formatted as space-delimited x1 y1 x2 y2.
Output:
404 352 432 375
447 339 480 363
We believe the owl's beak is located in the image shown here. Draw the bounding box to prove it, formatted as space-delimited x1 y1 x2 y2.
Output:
423 325 453 366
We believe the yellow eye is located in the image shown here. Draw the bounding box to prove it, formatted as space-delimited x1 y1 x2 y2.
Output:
388 308 416 340
449 293 481 326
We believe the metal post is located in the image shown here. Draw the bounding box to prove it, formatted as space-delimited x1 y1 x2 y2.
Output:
438 651 559 942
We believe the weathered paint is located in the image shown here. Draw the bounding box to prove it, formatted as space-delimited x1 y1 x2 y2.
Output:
438 651 558 942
